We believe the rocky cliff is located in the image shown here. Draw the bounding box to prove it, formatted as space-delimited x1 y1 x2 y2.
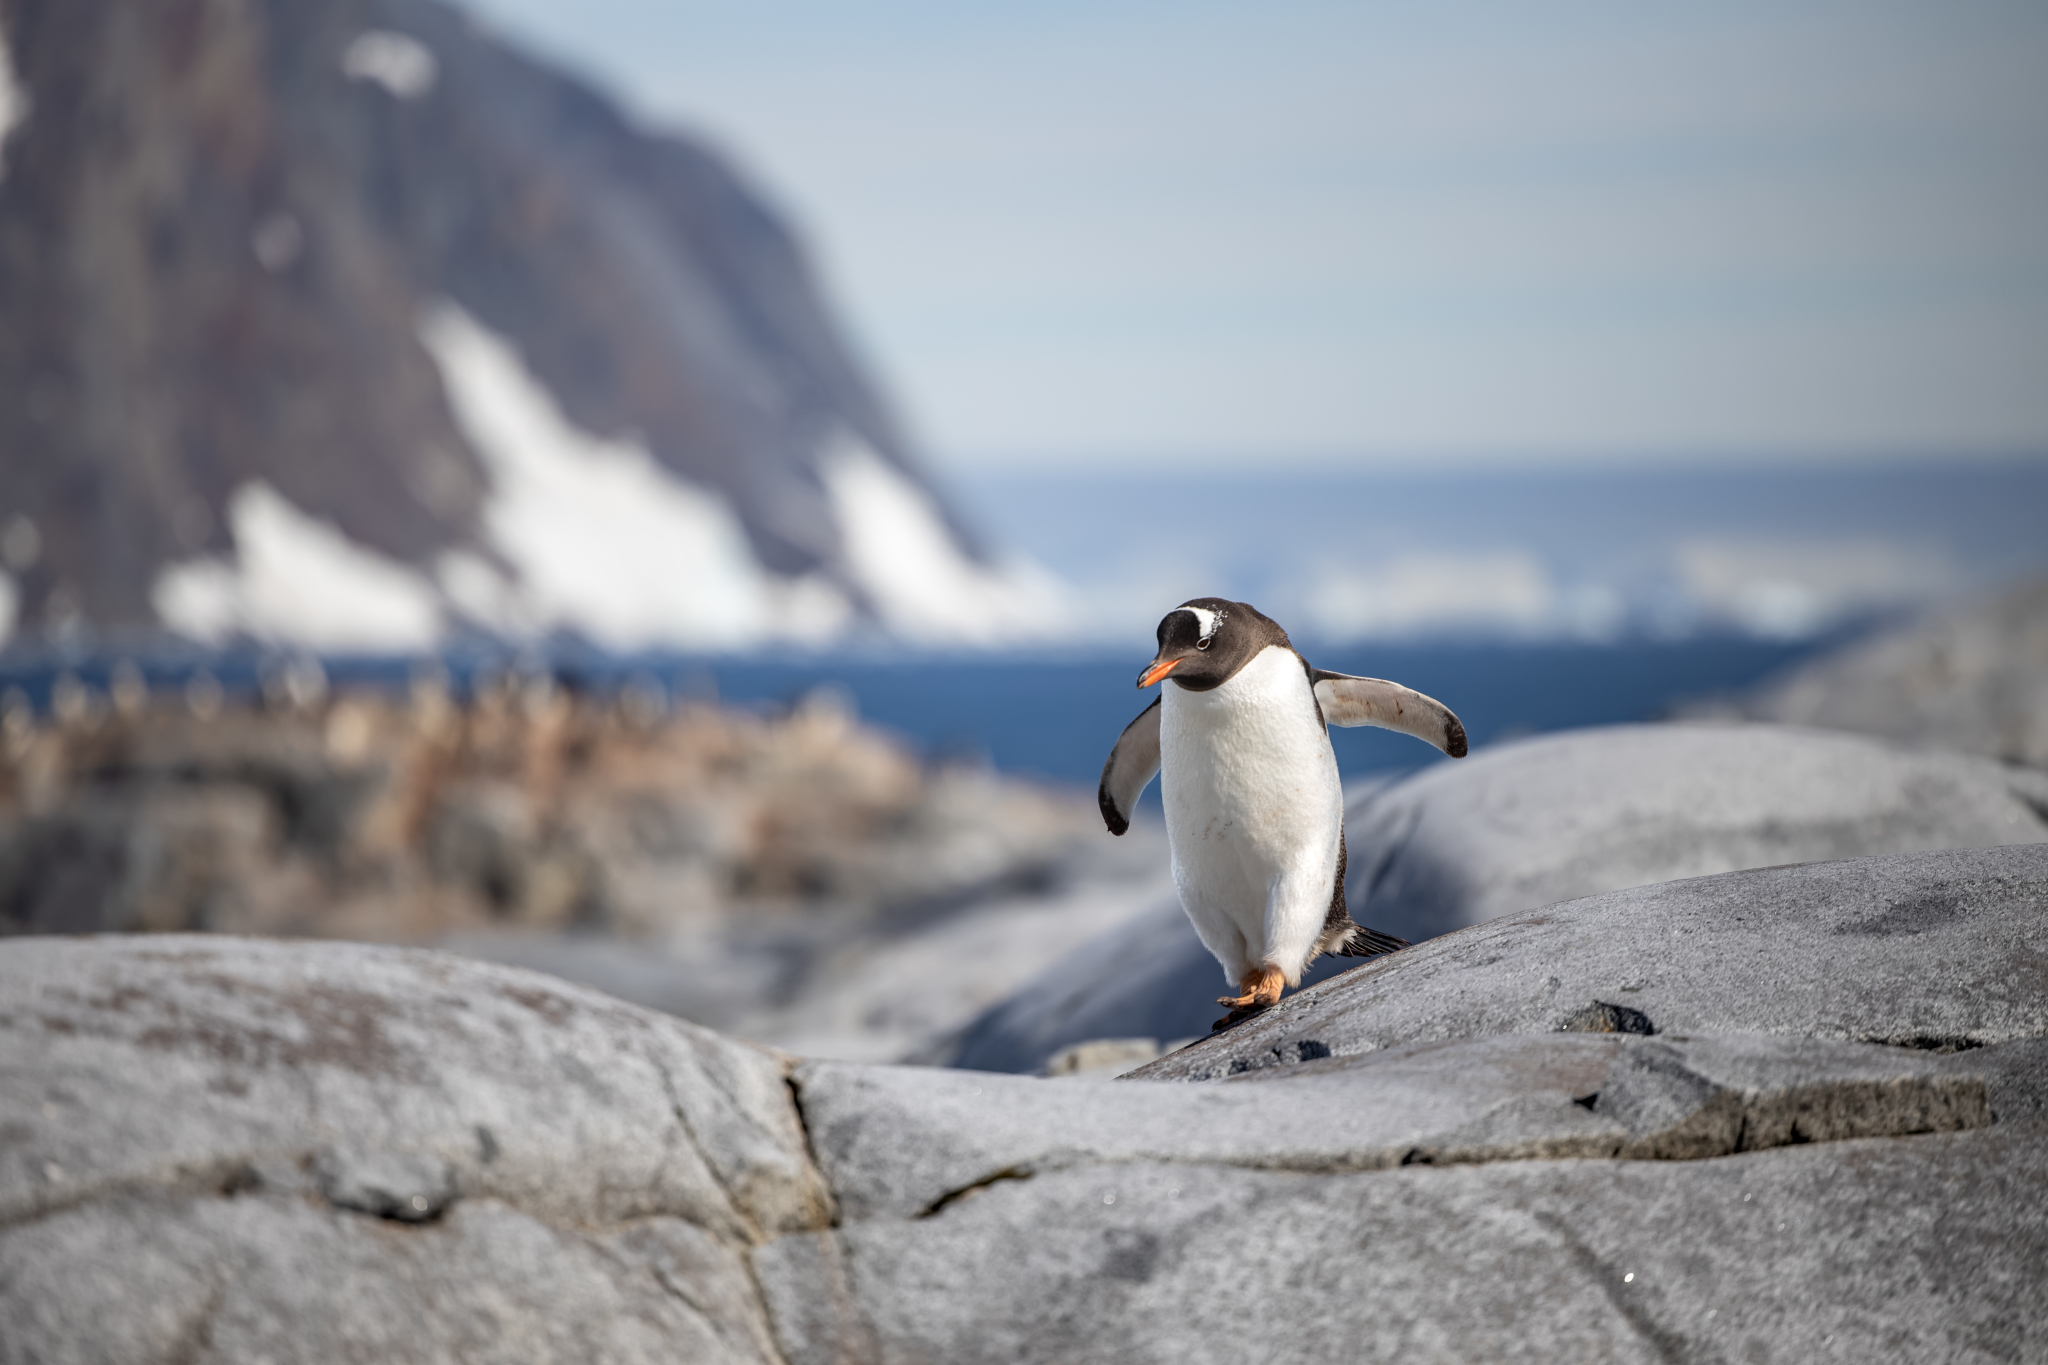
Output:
0 0 1041 652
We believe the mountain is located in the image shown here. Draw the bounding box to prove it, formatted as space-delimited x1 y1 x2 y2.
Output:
0 0 1048 653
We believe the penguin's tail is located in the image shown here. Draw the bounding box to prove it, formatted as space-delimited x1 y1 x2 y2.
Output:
1335 922 1410 958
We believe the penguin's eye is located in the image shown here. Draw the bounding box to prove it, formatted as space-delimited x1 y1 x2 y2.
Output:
1196 638 1210 650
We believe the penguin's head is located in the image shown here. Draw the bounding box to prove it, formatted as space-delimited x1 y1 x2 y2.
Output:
1137 597 1289 691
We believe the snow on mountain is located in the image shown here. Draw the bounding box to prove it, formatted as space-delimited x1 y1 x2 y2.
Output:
819 433 1065 648
0 0 1048 654
419 302 850 651
135 301 1064 656
152 484 445 653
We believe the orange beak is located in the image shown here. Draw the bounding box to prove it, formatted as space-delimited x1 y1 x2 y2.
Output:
1137 657 1182 688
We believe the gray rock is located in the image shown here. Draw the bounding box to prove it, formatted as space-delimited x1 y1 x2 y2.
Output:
792 1031 1996 1223
1134 843 2048 1082
1959 1036 2048 1127
952 724 2048 1073
1042 1038 1162 1077
2 1196 784 1365
0 935 831 1237
1731 570 2048 766
1342 722 2048 946
0 935 829 1363
760 840 2048 1365
758 1127 2047 1365
312 1146 457 1222
8 850 2048 1363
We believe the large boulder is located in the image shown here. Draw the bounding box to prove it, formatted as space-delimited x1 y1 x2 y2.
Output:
759 1108 2046 1365
1132 843 2048 1081
760 845 2048 1365
0 936 829 1364
949 723 2048 1073
1731 570 2048 767
4 846 2047 1362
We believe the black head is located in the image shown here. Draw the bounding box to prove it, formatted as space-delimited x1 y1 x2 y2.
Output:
1137 598 1292 692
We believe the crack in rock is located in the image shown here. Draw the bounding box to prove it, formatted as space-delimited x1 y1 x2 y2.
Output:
917 1167 1036 1219
1868 1033 1987 1054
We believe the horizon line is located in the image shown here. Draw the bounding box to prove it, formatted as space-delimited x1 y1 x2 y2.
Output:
934 446 2048 479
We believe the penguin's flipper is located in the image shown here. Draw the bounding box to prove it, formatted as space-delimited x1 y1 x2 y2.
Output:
1098 696 1163 836
1309 670 1468 757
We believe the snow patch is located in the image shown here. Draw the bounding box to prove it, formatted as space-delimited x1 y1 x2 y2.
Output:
419 303 852 650
0 15 27 180
820 434 1066 647
152 483 443 651
342 30 437 100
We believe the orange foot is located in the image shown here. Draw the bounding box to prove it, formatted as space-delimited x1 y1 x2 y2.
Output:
1216 964 1286 1010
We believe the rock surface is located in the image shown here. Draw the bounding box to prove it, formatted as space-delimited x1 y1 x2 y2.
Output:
796 1032 1992 1222
0 936 830 1237
1134 843 2048 1081
1729 570 2048 767
949 723 2048 1073
0 934 825 1364
759 1127 2046 1365
5 845 2046 1362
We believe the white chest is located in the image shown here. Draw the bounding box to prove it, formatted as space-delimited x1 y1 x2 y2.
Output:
1159 646 1341 861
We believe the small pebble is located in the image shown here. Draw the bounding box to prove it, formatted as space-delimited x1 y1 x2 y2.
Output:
1623 1273 1634 1283
412 1195 429 1211
1103 1193 1115 1205
43 1161 63 1182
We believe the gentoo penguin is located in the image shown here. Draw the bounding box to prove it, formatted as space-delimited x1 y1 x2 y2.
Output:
1099 598 1468 1026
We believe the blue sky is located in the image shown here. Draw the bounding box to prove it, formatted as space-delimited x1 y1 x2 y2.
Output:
462 0 2048 472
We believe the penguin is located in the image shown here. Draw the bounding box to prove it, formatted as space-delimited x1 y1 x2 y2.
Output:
1098 597 1468 1028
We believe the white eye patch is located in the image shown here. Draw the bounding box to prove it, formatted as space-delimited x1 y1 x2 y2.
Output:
1179 606 1222 644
